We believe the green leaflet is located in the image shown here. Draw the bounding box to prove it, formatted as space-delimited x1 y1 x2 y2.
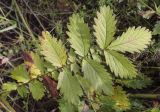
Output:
90 48 101 62
108 27 151 53
57 68 83 104
17 85 28 98
67 14 91 57
76 75 92 94
82 59 113 95
152 21 160 35
104 50 137 78
2 82 17 91
71 63 80 74
59 98 77 112
29 80 45 100
94 6 116 49
44 61 59 80
112 86 130 111
99 95 116 112
40 31 67 67
30 52 44 74
25 52 44 79
116 74 152 89
11 64 30 83
68 49 76 63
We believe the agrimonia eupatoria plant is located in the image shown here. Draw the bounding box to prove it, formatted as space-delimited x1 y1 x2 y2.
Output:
2 6 152 112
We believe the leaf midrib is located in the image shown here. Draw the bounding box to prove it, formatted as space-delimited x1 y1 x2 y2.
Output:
48 37 64 66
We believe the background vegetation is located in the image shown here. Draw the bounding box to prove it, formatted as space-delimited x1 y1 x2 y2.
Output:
0 0 160 112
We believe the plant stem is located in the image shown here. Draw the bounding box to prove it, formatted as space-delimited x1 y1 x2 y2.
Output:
129 94 160 99
141 66 160 70
13 0 39 48
138 0 154 11
13 0 35 40
0 98 16 112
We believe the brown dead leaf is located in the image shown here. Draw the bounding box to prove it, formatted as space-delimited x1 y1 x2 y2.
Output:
43 75 59 98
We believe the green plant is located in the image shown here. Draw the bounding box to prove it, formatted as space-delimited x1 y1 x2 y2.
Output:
1 6 152 112
0 8 17 33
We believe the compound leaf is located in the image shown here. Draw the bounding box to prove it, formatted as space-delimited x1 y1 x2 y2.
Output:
94 6 116 49
67 14 91 57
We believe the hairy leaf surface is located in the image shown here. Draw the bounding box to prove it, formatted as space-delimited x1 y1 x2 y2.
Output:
25 52 44 79
94 6 116 49
17 85 28 98
59 99 76 112
67 14 91 57
108 27 151 53
30 52 44 73
112 86 130 111
82 59 113 95
29 80 45 100
57 68 83 104
117 74 152 89
40 31 67 67
11 64 30 83
2 82 17 91
104 50 137 78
